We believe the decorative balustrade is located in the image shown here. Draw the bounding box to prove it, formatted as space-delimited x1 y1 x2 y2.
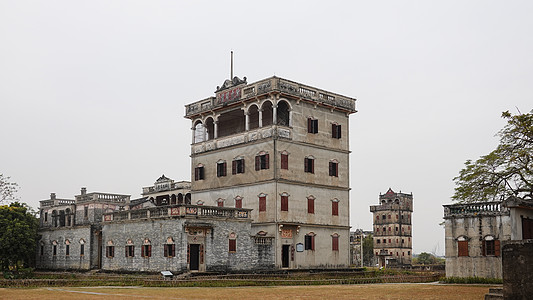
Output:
185 77 356 117
370 203 412 212
103 204 251 222
40 199 76 207
77 193 129 204
443 201 507 217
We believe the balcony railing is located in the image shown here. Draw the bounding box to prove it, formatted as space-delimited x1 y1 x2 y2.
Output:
443 201 508 217
40 199 76 207
370 203 412 212
185 77 357 118
103 204 252 222
77 193 130 204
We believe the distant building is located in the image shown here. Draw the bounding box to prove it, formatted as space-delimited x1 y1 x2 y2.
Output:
443 197 533 279
370 188 413 268
349 229 373 267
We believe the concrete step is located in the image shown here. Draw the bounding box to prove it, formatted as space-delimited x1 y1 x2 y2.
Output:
484 287 503 300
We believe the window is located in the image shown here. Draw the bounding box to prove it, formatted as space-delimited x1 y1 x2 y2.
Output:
194 165 205 180
305 234 315 250
141 244 152 257
125 245 135 257
106 246 115 258
458 237 469 257
483 237 500 256
84 206 88 219
65 244 70 256
44 212 48 222
232 158 245 174
332 123 341 139
307 118 318 134
332 234 339 251
80 244 85 256
229 232 237 252
377 239 381 244
332 199 339 216
281 193 289 211
255 152 269 170
307 196 315 214
259 195 266 212
53 245 57 256
40 245 44 256
281 152 289 170
304 157 314 173
217 161 227 177
164 244 176 257
217 198 224 207
234 196 242 209
329 161 339 177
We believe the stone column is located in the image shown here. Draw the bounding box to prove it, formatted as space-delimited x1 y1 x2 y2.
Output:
259 109 263 128
192 127 196 144
245 113 250 131
289 110 293 127
214 121 218 139
273 104 278 125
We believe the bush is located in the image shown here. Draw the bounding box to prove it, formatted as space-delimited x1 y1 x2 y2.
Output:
442 276 502 284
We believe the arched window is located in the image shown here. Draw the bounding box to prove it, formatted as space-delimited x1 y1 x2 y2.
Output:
229 232 237 253
261 101 273 126
194 121 205 143
457 236 469 257
277 100 290 126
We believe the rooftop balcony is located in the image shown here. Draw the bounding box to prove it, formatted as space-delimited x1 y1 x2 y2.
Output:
103 204 252 222
185 77 357 118
76 192 130 204
443 201 508 218
370 203 412 212
142 181 191 195
40 199 76 208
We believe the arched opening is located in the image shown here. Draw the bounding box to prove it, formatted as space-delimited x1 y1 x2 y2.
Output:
194 121 205 143
218 109 245 138
248 105 259 130
65 208 72 226
52 210 58 227
178 193 184 204
261 101 273 126
185 193 191 205
277 100 290 126
170 194 176 205
205 117 215 140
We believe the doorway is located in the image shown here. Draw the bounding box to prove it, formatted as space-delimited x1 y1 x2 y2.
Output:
190 244 200 271
282 245 290 268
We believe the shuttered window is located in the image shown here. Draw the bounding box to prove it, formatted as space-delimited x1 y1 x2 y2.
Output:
216 162 227 177
332 201 339 216
281 153 289 170
332 236 339 251
329 161 339 177
307 118 318 133
141 245 152 257
332 123 341 138
106 246 114 258
194 166 205 180
305 235 315 250
164 244 175 257
229 239 236 252
232 159 245 174
125 245 135 257
259 196 266 212
281 195 289 211
458 241 468 257
235 198 242 209
308 198 314 214
255 154 269 170
304 157 314 173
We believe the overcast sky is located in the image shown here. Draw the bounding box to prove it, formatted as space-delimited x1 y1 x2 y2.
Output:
1 1 532 256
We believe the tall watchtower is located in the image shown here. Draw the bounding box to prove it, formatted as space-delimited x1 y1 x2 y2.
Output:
184 75 357 269
370 188 413 267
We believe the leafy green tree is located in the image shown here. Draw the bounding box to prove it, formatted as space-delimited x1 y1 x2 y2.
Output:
0 174 18 203
452 110 533 202
415 252 437 265
363 234 374 266
0 202 39 271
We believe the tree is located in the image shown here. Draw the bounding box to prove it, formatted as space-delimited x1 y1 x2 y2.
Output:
0 174 19 203
452 110 533 203
414 252 437 265
363 234 374 266
0 202 39 271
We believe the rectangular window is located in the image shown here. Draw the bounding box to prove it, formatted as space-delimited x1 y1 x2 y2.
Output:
216 162 227 177
125 245 135 257
377 239 380 244
44 212 48 222
217 201 224 207
281 195 289 211
40 245 44 256
332 201 339 216
194 166 205 180
329 161 339 177
304 157 314 173
53 245 57 256
281 153 289 170
84 206 88 219
483 240 500 256
307 118 318 134
308 198 314 214
255 154 269 170
235 198 242 209
164 244 176 257
305 235 315 250
232 159 245 174
106 246 115 258
141 245 152 257
259 196 266 212
80 244 85 256
65 244 70 256
332 123 341 139
458 241 468 257
229 239 237 252
332 236 339 251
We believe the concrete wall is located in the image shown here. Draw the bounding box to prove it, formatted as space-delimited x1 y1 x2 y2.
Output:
37 226 92 270
502 240 533 299
444 213 511 278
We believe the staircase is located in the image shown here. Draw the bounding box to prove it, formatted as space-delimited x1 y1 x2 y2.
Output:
484 287 503 300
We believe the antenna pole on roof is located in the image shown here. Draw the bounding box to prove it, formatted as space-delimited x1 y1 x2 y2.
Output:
230 51 233 79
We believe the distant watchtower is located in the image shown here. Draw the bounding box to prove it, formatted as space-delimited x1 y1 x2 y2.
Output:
370 188 413 267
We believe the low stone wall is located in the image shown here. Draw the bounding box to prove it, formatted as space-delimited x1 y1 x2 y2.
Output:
502 240 533 300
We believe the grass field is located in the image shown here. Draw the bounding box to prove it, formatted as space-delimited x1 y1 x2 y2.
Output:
0 283 496 299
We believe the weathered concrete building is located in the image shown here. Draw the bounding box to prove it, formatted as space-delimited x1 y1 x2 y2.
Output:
370 188 413 268
185 76 357 269
36 75 357 272
443 197 533 279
